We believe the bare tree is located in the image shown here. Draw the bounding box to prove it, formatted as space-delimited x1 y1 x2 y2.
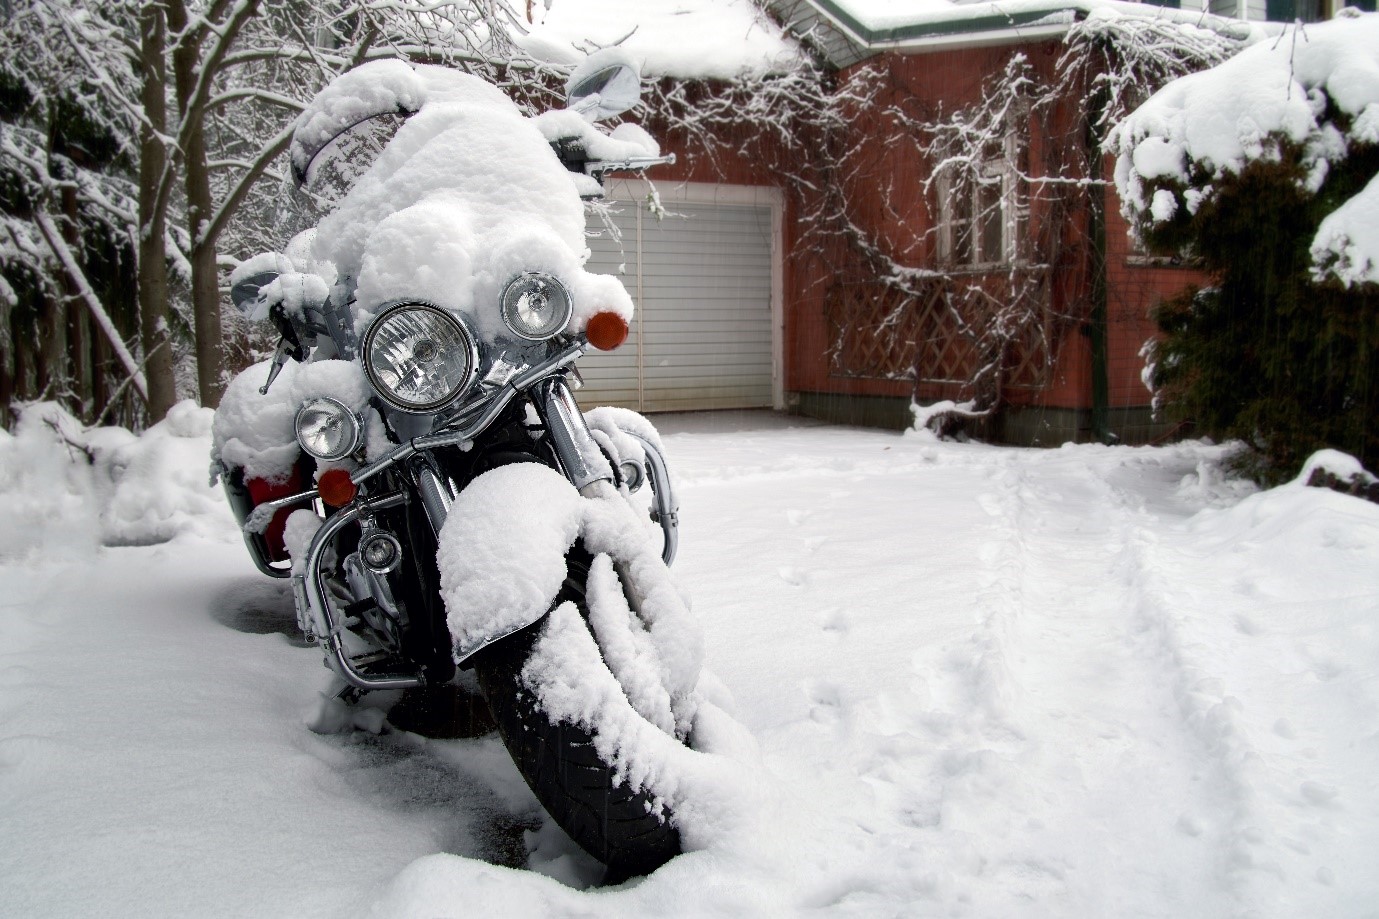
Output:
3 0 541 425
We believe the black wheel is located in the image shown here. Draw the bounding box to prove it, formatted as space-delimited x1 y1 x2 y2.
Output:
471 548 682 879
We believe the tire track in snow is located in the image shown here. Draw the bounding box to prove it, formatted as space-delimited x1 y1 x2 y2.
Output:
1115 481 1365 915
1075 456 1337 916
864 450 1244 915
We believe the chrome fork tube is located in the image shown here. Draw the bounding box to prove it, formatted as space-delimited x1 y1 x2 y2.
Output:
533 377 614 493
411 458 454 536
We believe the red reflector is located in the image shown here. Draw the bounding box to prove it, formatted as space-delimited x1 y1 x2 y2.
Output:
586 311 629 351
317 468 358 507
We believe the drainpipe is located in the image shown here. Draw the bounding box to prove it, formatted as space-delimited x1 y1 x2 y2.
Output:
1086 78 1111 444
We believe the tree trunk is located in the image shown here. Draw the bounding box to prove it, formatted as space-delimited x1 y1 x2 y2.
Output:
138 2 177 423
0 311 14 428
37 287 66 399
169 0 225 409
61 185 91 419
92 322 111 425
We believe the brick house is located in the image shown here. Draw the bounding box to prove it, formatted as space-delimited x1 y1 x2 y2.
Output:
572 0 1339 444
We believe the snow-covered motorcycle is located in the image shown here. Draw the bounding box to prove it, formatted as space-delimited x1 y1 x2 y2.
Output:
210 53 703 878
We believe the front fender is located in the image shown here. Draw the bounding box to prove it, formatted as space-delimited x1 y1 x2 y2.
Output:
438 462 585 664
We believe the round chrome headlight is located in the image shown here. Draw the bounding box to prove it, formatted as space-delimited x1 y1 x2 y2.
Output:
295 398 362 461
500 272 573 341
362 301 478 413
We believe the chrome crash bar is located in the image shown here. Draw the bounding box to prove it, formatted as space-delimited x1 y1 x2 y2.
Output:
297 491 421 691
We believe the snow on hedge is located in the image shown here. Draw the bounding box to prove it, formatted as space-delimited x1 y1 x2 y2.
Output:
1311 172 1379 287
1111 11 1379 285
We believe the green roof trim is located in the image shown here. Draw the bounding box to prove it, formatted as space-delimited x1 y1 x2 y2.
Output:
809 0 1081 42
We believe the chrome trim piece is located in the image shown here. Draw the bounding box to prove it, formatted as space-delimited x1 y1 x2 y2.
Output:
413 461 454 536
249 550 293 579
534 377 613 491
244 488 319 534
625 432 679 567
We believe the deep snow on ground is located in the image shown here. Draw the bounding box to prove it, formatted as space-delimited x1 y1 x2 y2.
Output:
2 412 1378 918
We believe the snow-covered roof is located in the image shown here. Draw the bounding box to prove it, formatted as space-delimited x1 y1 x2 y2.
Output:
771 0 1264 64
514 0 803 79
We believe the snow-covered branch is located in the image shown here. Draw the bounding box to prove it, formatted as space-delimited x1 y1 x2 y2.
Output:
33 211 149 403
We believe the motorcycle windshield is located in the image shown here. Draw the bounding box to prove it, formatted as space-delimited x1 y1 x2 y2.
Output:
299 112 410 214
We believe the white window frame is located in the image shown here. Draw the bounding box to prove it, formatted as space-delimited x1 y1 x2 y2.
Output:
936 132 1026 270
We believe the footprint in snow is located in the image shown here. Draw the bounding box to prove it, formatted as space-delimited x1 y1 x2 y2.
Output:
778 566 809 587
817 607 849 635
1300 781 1339 805
786 509 811 526
976 493 1004 516
1233 614 1262 636
806 681 845 723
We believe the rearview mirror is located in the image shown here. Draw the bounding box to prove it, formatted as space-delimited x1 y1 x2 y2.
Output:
565 49 642 122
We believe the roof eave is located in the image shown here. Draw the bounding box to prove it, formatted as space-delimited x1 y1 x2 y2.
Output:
808 0 1081 46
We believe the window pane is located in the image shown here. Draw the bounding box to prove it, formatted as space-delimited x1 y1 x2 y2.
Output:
975 181 1003 264
950 181 973 264
1264 0 1291 18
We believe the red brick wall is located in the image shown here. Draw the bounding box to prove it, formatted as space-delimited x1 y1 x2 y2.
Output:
1103 172 1205 409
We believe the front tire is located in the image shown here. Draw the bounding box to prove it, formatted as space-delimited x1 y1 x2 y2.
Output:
471 549 682 879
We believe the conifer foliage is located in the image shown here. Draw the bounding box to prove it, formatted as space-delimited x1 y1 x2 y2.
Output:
1113 13 1379 483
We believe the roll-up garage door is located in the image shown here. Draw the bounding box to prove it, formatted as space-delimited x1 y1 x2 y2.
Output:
576 186 777 412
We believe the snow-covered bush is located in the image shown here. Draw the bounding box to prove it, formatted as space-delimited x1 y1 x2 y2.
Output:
0 400 234 558
1111 12 1379 482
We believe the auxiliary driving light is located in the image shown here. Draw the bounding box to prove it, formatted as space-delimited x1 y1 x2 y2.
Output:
360 531 403 573
500 272 573 341
295 397 363 461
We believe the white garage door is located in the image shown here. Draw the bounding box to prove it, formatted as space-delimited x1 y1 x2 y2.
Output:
575 182 781 412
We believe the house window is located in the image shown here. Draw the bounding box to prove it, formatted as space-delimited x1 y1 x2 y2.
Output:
936 135 1026 269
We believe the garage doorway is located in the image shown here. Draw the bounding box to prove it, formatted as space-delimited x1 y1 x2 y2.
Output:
576 181 783 412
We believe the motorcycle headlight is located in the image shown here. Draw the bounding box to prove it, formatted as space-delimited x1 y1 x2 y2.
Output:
362 301 478 413
295 397 362 461
500 272 573 341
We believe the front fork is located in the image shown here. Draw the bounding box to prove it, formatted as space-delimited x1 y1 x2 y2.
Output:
534 377 680 565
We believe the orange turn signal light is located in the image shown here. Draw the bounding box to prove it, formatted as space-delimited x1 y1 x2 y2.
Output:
317 468 358 507
586 311 629 351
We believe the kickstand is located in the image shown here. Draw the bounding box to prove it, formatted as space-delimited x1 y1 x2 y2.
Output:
334 683 366 707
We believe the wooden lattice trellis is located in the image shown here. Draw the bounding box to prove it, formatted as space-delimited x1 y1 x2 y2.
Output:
824 269 1055 395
